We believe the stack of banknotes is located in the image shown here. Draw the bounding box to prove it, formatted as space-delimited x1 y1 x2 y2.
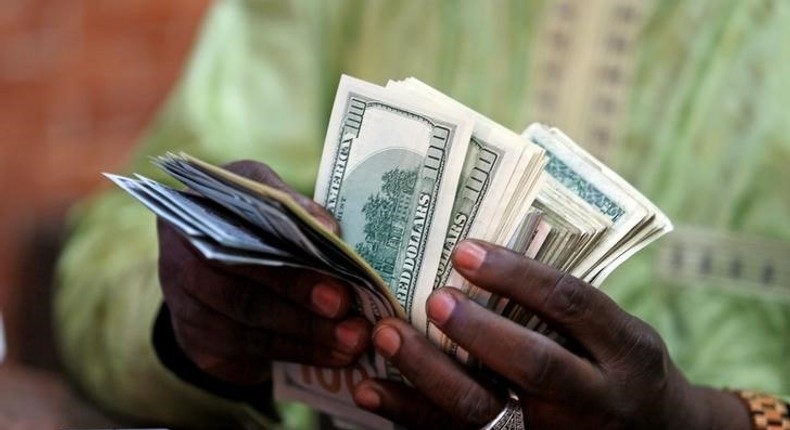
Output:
108 75 672 429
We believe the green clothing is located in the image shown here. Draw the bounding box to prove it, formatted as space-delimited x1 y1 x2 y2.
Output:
55 0 790 428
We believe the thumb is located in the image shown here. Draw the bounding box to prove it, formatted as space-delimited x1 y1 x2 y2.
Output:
307 206 341 235
222 160 341 235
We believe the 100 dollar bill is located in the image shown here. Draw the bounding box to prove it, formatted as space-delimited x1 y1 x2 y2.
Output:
276 75 474 429
313 75 473 323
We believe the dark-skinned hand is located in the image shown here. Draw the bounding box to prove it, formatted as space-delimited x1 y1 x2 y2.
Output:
157 160 371 385
352 240 750 430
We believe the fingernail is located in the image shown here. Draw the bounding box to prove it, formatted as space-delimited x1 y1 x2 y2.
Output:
427 291 456 326
335 321 363 353
373 325 401 358
312 283 343 317
453 241 486 271
354 385 381 410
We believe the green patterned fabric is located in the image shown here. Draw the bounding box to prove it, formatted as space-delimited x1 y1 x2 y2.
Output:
55 1 790 428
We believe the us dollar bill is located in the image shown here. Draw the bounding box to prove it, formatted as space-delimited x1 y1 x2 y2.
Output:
107 154 407 430
386 79 547 358
278 75 475 428
523 124 645 280
107 74 672 430
313 75 473 325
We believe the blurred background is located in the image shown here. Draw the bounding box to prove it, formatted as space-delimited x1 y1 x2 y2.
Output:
1 1 787 427
0 0 209 426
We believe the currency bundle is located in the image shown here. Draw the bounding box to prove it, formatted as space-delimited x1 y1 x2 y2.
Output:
109 75 671 429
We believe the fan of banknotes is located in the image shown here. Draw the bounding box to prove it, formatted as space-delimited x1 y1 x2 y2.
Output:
108 75 672 429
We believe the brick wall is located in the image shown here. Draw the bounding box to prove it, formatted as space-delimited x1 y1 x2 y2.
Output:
0 0 210 363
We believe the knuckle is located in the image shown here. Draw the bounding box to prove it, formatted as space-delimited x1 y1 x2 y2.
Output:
229 284 259 324
158 245 185 293
627 317 664 355
508 249 549 283
395 325 425 360
173 258 201 296
543 273 590 323
609 317 668 376
285 272 315 306
168 298 201 324
630 326 667 373
223 160 276 183
517 341 556 392
315 212 340 234
636 325 666 358
276 303 319 341
449 389 499 427
301 313 321 341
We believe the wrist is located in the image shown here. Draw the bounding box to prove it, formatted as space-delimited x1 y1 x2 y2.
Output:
674 384 752 430
659 367 750 430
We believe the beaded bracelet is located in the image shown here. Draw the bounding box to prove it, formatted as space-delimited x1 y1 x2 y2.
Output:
732 390 790 430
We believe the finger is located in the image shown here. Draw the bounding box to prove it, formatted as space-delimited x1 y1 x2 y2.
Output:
427 287 605 403
215 263 353 320
163 262 371 356
366 318 502 427
173 292 370 364
452 239 643 363
158 218 352 320
223 160 340 234
171 297 363 369
176 255 354 328
177 316 360 368
354 379 472 430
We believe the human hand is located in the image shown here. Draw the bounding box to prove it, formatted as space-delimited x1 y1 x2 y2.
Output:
157 160 371 385
352 240 750 429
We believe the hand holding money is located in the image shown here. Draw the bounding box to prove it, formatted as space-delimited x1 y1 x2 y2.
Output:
156 160 371 385
353 240 727 430
108 75 674 429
